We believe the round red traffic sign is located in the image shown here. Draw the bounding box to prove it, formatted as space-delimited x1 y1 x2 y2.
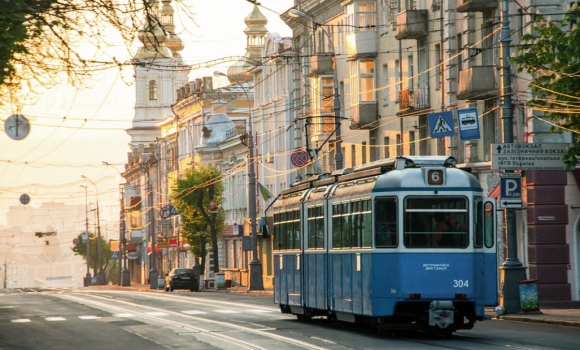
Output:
159 207 171 219
291 150 309 167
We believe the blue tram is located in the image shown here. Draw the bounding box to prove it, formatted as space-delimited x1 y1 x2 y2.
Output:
272 156 497 334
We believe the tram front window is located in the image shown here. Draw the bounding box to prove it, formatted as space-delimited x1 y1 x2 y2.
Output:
404 197 469 249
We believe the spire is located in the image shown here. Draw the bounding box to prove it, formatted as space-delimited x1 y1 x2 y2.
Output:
135 0 173 60
161 0 185 63
227 4 268 83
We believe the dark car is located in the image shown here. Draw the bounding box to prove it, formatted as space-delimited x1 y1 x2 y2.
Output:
165 268 198 292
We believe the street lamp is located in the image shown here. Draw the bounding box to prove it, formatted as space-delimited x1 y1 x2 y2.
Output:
81 175 106 285
213 71 263 291
288 8 344 170
103 161 130 287
4 245 18 288
80 185 92 286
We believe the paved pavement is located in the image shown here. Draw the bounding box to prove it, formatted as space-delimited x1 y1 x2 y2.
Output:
93 283 580 329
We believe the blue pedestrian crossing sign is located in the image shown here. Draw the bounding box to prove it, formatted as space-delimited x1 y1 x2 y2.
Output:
428 111 455 138
111 251 121 260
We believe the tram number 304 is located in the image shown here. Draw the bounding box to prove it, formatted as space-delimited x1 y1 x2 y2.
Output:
453 279 469 288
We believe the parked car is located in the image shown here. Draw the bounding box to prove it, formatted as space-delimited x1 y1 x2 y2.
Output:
165 268 198 292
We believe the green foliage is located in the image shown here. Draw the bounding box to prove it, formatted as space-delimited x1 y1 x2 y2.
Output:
172 164 225 274
511 6 580 168
71 231 116 282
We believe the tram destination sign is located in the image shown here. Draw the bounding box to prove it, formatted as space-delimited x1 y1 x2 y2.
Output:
491 143 568 171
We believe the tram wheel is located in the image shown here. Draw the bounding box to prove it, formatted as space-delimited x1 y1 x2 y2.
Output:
296 314 312 322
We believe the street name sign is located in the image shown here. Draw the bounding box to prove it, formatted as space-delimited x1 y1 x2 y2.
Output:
491 143 568 171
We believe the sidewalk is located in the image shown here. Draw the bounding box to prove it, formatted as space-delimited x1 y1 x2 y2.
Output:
93 283 580 329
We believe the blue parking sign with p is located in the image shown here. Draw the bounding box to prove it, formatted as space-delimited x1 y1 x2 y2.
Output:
500 176 522 198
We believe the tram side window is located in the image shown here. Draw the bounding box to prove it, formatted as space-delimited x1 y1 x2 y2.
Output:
274 209 301 251
375 197 397 248
332 202 353 249
307 205 325 249
474 198 483 248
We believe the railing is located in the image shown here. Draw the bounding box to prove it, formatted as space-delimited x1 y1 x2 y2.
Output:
399 86 430 111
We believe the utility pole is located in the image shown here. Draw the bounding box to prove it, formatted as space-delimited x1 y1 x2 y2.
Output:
80 185 92 286
499 0 527 314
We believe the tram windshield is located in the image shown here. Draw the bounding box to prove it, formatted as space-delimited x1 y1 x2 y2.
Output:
403 197 469 249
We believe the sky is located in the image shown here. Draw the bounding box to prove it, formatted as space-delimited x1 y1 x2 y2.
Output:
0 0 293 234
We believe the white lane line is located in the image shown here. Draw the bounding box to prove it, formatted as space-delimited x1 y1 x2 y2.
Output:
79 316 101 320
215 310 240 314
181 310 207 315
0 306 18 308
11 319 31 323
113 313 134 318
145 312 169 317
46 317 66 321
248 309 274 313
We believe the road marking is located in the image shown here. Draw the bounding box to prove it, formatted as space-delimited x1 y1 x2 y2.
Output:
11 319 30 323
249 309 274 313
79 316 101 320
181 310 206 315
215 310 240 314
113 313 134 318
45 317 66 321
145 312 169 316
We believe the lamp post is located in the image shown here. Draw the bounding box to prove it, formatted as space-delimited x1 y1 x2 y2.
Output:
81 175 106 285
3 245 18 289
141 160 158 290
103 161 130 287
80 185 92 286
498 0 526 314
213 71 263 291
289 8 343 170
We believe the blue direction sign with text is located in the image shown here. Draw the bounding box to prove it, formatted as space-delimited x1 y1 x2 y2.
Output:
428 111 455 138
457 108 480 141
499 175 523 208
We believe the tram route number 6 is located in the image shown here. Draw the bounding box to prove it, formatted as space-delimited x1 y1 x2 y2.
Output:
428 170 444 185
453 279 469 288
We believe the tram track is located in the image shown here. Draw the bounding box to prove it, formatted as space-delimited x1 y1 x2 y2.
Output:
56 292 330 350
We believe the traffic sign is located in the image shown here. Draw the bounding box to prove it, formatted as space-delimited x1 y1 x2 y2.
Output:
158 219 172 226
499 174 523 209
428 111 455 138
491 143 568 171
111 251 121 259
457 108 480 141
159 206 171 219
291 149 309 167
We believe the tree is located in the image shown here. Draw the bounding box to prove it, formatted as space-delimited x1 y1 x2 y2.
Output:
0 0 189 107
71 231 117 283
172 164 225 275
511 6 580 168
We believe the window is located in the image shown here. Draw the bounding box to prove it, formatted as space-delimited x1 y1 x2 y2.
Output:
375 197 397 247
407 55 414 89
149 80 158 100
345 1 377 33
351 144 356 167
379 0 390 35
381 63 389 106
307 205 325 249
396 133 402 156
332 199 372 249
457 33 463 72
384 136 390 158
404 197 469 248
274 209 301 251
435 44 442 90
310 76 335 135
350 60 376 105
362 141 367 163
409 131 415 155
395 59 400 101
358 1 377 32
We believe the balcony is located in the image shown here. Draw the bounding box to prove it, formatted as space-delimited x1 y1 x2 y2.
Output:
397 86 430 114
457 0 497 13
310 53 334 75
350 103 378 130
346 31 378 58
457 66 498 101
395 10 428 40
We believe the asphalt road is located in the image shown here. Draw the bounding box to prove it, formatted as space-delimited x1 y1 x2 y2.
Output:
1 288 580 349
